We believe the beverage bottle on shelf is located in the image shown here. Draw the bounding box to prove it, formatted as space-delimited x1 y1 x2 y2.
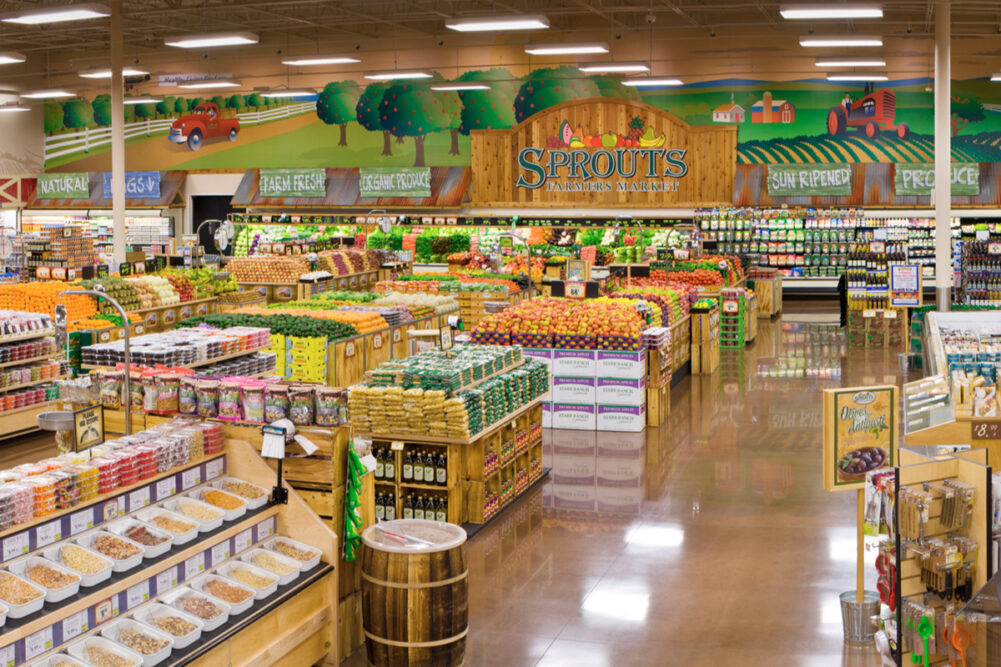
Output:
403 450 413 481
413 451 424 482
423 453 435 483
436 451 447 486
384 449 396 481
385 493 396 521
375 493 385 520
414 495 425 520
374 448 384 480
403 494 414 519
435 497 447 523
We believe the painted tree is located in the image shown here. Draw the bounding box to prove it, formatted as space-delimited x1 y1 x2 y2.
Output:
246 93 263 108
316 81 360 147
188 97 204 109
173 97 189 114
379 81 449 167
514 66 600 123
456 68 517 135
356 83 393 156
92 95 112 127
62 98 94 130
134 101 156 120
591 76 640 102
227 94 245 110
155 98 171 115
951 95 986 136
437 88 463 155
123 98 135 123
43 102 64 134
211 95 227 109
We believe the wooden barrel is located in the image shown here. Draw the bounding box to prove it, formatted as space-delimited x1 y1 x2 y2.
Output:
361 520 468 666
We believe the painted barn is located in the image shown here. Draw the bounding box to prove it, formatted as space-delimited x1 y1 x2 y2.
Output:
751 91 795 123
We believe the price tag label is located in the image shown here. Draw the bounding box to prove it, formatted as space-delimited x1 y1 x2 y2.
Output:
566 281 586 299
345 341 356 358
972 421 1001 440
70 509 94 535
989 242 1001 255
884 310 898 319
157 477 176 500
393 329 401 343
181 468 201 490
206 459 224 480
126 580 150 609
2 532 28 561
863 309 876 318
211 542 230 566
391 441 404 451
24 627 53 660
184 554 204 580
258 517 276 539
235 529 252 554
35 520 61 548
129 487 150 512
0 645 12 667
62 610 89 642
156 567 178 594
976 229 990 241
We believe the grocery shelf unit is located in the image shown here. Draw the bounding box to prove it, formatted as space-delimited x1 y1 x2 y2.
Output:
0 438 338 667
0 328 63 440
358 400 545 527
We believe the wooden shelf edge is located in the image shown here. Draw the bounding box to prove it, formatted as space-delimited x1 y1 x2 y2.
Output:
0 353 60 370
0 375 65 394
83 345 269 371
0 399 56 418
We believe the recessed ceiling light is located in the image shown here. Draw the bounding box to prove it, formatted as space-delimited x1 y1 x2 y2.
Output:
123 96 160 104
79 67 149 79
991 73 1001 81
21 89 75 99
2 3 109 24
0 103 29 112
364 71 432 80
524 42 608 55
621 78 683 87
260 88 316 98
580 62 650 73
815 57 886 67
826 72 889 81
165 31 258 49
177 79 242 89
431 83 491 91
0 52 26 65
801 35 883 47
781 4 882 19
445 14 549 32
281 54 360 66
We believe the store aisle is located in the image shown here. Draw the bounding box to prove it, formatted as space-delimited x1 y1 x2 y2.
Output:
346 310 895 667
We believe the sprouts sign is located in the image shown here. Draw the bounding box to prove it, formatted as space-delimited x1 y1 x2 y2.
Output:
516 147 689 193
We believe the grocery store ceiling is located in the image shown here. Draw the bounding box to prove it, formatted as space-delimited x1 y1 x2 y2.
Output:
1 1 1001 87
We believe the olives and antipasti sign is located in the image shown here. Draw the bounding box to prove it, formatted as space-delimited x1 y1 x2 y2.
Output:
823 385 898 492
470 97 736 207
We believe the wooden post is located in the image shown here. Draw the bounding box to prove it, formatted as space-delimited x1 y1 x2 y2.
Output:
857 488 864 603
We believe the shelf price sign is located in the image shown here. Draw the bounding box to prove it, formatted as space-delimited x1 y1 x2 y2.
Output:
889 264 922 307
822 385 898 492
565 281 586 299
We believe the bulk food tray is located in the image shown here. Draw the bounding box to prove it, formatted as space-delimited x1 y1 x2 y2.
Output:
41 542 113 587
6 556 80 603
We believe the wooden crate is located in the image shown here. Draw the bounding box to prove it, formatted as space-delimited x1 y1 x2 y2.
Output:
691 340 720 375
745 297 759 342
103 408 146 435
646 384 670 426
223 422 350 488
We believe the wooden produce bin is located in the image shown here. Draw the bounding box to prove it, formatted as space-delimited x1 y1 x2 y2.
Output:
135 297 217 333
669 315 692 375
646 346 672 426
691 307 721 376
745 294 759 343
753 275 783 318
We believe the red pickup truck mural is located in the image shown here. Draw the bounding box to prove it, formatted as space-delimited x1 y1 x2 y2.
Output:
168 102 239 151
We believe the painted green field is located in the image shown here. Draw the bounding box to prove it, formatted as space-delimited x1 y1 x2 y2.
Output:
737 132 1001 164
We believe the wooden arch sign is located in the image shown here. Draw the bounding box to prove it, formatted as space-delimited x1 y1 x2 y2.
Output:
470 96 736 208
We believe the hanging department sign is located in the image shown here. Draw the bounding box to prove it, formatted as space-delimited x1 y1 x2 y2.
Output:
359 168 431 198
516 147 688 193
259 169 326 198
37 173 89 199
767 164 852 197
822 385 897 492
102 171 160 200
894 163 979 196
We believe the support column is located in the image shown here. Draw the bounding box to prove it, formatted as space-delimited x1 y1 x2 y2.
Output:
934 0 951 310
110 0 126 268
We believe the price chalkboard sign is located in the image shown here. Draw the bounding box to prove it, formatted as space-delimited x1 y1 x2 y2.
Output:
119 262 132 276
971 421 1001 440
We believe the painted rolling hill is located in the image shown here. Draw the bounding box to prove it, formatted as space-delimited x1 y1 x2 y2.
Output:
737 132 1001 164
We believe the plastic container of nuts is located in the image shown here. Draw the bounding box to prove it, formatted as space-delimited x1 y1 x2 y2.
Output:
210 477 269 510
190 573 255 615
215 561 278 600
0 569 45 618
42 543 113 587
161 585 231 633
134 507 198 546
241 547 301 586
131 602 204 650
26 654 88 667
66 635 143 667
7 555 80 603
261 536 321 571
75 530 145 573
0 599 8 629
100 618 174 667
161 498 223 532
106 517 174 559
186 487 246 521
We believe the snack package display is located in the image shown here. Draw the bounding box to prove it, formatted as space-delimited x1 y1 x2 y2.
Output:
241 382 266 423
196 380 219 419
264 384 289 422
217 381 242 420
288 385 315 426
179 377 198 415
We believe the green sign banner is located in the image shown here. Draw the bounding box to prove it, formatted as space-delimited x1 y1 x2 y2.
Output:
894 163 979 196
359 167 431 198
259 168 326 198
37 173 89 199
766 164 852 197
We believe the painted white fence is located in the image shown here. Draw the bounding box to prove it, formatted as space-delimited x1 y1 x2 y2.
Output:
44 100 317 161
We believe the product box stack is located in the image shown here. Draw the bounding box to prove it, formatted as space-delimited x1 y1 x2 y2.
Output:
28 226 98 280
544 427 644 516
127 217 172 258
283 335 328 382
532 347 647 433
719 288 747 349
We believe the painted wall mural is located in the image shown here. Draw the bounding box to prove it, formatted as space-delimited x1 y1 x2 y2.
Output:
41 66 1001 173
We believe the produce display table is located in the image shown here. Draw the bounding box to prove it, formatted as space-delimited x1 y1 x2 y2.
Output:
669 315 691 377
132 297 218 333
238 270 379 303
691 308 720 375
752 274 783 318
646 346 672 427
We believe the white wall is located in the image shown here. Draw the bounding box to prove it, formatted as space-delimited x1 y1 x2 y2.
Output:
0 96 43 176
180 172 244 235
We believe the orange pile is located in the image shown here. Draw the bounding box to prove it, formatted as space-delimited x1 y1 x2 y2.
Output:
0 283 97 321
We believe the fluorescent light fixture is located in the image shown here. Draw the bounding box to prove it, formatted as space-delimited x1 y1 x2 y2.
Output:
991 73 1001 81
177 79 241 89
524 42 608 55
0 52 26 65
445 14 549 32
123 96 160 104
21 89 75 99
580 61 650 73
0 103 29 112
781 4 882 19
621 78 683 87
364 70 432 80
281 54 360 66
826 72 889 81
2 3 109 24
815 57 886 67
79 67 149 79
430 83 491 91
165 31 258 49
800 35 882 47
260 88 316 98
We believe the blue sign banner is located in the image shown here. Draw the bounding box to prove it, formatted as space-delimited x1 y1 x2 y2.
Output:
103 171 161 200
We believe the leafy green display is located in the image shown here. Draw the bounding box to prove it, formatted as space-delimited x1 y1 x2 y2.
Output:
176 313 357 341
